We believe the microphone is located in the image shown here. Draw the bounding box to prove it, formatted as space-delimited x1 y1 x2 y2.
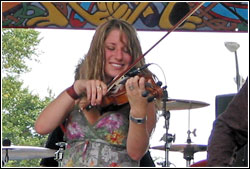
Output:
119 63 152 85
126 63 152 77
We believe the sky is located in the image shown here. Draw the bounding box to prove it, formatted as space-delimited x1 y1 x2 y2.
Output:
20 28 249 167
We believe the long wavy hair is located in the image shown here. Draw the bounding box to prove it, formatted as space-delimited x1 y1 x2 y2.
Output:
79 18 153 84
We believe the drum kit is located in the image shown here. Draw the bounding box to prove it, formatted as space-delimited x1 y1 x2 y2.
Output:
2 96 209 167
151 91 210 167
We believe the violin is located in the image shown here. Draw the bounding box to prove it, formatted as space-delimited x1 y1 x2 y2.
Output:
84 74 163 110
100 75 163 109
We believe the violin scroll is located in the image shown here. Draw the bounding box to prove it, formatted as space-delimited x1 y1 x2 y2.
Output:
142 79 163 103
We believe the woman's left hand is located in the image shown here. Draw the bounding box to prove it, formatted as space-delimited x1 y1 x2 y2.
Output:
125 76 149 117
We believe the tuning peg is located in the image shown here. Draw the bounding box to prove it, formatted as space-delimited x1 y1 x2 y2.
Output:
142 90 149 97
147 96 155 102
156 81 162 87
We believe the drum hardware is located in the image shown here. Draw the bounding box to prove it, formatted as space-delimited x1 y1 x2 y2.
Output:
151 143 207 167
155 85 209 167
157 160 176 167
160 85 175 167
159 99 209 111
2 139 11 166
183 144 197 167
3 149 9 166
160 133 176 143
187 129 196 143
159 133 176 167
2 145 57 161
156 161 166 167
184 107 201 167
54 142 67 167
151 98 209 167
151 144 207 152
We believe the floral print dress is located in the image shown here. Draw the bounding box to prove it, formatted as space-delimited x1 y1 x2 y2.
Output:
61 105 139 167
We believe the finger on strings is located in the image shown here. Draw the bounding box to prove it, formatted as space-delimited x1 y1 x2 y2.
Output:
91 80 97 106
100 82 107 96
86 82 92 102
96 81 102 105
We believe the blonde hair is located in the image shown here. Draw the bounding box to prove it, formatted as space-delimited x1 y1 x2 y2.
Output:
79 18 152 84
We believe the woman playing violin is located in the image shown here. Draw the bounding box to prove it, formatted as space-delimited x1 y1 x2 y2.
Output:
35 18 158 167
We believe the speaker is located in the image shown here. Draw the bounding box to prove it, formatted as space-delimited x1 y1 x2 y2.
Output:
215 93 236 117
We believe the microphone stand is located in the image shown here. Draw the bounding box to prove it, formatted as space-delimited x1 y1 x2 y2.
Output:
161 86 175 167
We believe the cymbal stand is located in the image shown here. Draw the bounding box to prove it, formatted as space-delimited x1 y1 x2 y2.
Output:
55 142 67 167
2 150 9 167
2 139 11 166
183 144 195 167
184 107 197 167
161 86 175 167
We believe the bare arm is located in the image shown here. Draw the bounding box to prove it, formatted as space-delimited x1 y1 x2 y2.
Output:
127 103 156 161
35 90 75 135
35 79 107 135
125 76 157 161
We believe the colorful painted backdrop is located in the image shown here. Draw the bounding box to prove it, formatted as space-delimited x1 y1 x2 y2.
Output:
2 2 248 32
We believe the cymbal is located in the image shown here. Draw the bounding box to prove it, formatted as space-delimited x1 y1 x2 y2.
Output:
2 145 56 160
158 99 209 111
151 144 207 152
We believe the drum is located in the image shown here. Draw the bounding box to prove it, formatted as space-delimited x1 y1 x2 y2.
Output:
190 160 207 167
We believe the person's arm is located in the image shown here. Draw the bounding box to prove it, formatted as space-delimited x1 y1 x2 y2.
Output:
35 79 108 135
127 103 156 161
126 76 157 161
207 118 237 166
35 89 75 135
207 79 248 166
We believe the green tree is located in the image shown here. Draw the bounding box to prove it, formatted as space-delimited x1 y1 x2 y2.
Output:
2 28 54 167
2 28 41 75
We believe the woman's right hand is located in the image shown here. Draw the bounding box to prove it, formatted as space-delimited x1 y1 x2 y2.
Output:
74 79 108 106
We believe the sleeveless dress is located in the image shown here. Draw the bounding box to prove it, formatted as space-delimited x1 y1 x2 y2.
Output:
61 105 139 167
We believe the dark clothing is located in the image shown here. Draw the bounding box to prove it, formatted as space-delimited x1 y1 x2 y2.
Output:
40 125 155 167
207 79 248 166
40 126 64 167
140 151 155 167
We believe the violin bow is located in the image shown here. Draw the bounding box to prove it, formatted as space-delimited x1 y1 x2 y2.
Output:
107 2 205 91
